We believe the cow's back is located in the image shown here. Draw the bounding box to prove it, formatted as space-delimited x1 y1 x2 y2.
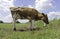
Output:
17 7 39 19
17 7 38 14
10 7 38 15
10 7 40 20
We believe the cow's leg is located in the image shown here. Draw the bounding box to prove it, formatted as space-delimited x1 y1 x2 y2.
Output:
30 20 34 30
43 23 47 27
12 13 16 31
13 17 16 31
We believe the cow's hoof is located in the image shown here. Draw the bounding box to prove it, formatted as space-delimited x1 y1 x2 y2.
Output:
13 28 16 31
30 29 33 31
30 28 34 31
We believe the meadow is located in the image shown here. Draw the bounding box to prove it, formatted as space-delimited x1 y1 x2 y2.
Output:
0 20 60 39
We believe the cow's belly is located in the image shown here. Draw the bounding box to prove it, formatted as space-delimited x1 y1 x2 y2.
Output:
16 14 32 20
15 12 36 20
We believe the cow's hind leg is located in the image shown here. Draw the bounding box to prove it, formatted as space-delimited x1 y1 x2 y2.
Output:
30 20 34 31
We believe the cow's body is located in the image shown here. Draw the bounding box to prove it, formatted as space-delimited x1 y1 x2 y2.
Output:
10 7 43 21
10 7 49 31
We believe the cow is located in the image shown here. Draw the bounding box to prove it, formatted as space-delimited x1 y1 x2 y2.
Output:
10 7 49 31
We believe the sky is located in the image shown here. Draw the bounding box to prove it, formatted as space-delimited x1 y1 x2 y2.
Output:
0 0 60 23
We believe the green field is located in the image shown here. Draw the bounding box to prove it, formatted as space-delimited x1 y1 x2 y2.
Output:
0 20 60 39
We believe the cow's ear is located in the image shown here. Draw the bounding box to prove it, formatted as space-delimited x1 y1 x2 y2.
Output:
46 14 47 16
42 13 45 16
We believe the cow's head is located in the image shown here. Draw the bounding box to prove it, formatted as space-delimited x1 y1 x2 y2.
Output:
41 13 49 24
38 13 49 24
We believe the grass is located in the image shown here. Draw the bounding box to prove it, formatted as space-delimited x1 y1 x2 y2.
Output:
0 20 60 39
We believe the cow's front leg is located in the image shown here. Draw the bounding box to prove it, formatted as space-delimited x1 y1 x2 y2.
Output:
43 23 47 27
13 14 16 31
30 20 34 31
13 17 16 31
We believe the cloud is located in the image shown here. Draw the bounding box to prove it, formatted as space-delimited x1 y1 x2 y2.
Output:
0 0 14 16
0 14 3 20
2 14 13 23
35 0 53 11
48 12 60 21
28 5 34 8
0 0 14 22
0 0 14 11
